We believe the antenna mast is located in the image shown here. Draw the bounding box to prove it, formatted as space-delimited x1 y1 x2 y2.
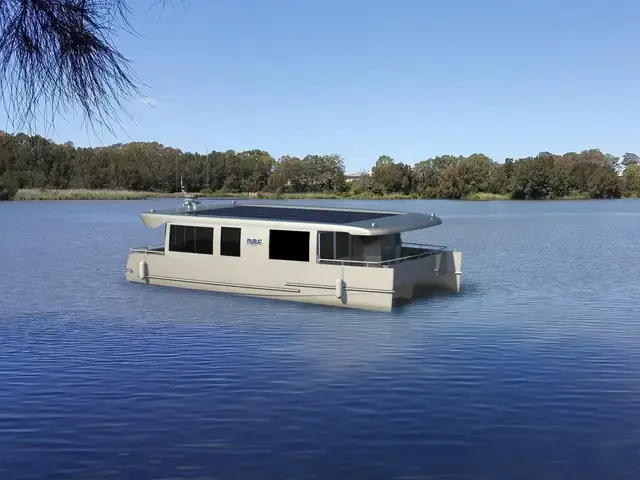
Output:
181 176 200 212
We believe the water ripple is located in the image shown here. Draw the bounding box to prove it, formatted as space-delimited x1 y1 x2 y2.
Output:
1 199 640 479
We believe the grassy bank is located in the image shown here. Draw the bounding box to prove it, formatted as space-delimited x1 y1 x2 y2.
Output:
461 192 511 201
15 189 184 201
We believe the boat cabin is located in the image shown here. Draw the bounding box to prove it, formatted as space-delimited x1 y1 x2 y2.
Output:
134 202 447 268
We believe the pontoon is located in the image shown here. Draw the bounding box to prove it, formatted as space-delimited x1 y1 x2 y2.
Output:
125 196 462 311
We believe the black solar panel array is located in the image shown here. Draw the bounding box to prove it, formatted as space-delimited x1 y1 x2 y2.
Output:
195 205 398 225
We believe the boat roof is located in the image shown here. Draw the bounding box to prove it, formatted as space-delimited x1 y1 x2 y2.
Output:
140 201 443 236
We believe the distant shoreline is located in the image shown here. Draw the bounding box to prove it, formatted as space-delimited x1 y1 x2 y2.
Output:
11 188 639 202
13 188 508 201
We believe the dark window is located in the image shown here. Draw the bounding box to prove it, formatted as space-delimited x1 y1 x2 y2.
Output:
318 231 351 260
319 232 334 259
221 227 241 257
169 224 213 254
336 232 350 259
269 229 309 262
361 235 380 245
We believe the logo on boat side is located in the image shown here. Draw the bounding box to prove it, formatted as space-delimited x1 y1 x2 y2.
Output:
246 238 263 246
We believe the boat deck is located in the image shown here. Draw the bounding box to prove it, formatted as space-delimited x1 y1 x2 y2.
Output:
317 243 447 268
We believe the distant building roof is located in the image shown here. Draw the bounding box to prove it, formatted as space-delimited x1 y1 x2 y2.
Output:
344 170 371 182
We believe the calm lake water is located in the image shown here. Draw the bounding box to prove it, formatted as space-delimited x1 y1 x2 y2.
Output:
1 198 639 480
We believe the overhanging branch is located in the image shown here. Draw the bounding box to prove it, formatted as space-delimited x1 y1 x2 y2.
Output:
0 0 186 134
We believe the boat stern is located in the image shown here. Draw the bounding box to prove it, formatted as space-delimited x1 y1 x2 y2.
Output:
392 248 462 300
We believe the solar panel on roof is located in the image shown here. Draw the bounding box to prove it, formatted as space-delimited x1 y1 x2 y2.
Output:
194 205 399 224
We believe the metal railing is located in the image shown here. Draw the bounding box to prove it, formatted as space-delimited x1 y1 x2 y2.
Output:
130 244 166 255
318 242 448 268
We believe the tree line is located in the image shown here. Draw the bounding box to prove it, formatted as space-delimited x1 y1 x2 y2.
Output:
1 131 639 200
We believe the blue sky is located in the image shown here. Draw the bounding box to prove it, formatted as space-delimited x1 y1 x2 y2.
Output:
2 0 639 171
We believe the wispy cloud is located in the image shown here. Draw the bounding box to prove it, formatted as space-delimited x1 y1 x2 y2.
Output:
140 97 159 107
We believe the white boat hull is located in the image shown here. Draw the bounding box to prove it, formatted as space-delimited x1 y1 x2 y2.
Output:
125 249 462 312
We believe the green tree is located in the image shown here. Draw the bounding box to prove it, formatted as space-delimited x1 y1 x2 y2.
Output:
0 134 18 199
587 168 621 199
511 156 554 199
268 155 305 193
435 154 498 198
376 155 395 166
301 154 347 193
371 160 412 195
622 153 640 167
0 174 18 200
413 155 463 197
623 164 640 197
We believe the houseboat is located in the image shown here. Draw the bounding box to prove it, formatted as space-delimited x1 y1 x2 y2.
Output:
125 196 463 311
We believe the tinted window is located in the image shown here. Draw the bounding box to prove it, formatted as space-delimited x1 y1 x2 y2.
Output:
318 232 334 259
169 225 213 254
269 230 309 262
221 227 241 257
335 232 350 259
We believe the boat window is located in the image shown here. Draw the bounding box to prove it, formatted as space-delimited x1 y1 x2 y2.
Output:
220 227 241 257
336 232 350 259
318 232 334 259
318 231 351 260
269 229 309 262
169 224 214 255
